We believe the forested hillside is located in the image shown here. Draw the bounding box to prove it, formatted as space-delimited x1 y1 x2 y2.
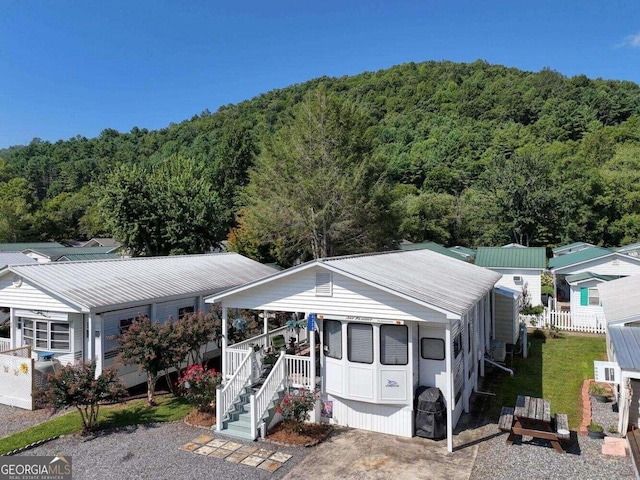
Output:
2 60 640 264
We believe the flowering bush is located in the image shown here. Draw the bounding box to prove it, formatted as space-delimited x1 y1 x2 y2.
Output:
276 389 317 432
178 364 221 413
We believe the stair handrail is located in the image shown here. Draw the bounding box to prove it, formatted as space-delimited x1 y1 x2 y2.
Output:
250 350 287 439
216 349 252 432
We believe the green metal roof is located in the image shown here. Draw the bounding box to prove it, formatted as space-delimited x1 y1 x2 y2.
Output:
23 246 119 261
399 242 465 260
552 242 594 254
0 242 65 252
548 246 612 269
59 253 122 262
565 271 617 284
475 247 547 269
448 246 476 258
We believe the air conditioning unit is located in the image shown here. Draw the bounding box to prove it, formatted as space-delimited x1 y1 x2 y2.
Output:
513 275 523 283
489 339 506 362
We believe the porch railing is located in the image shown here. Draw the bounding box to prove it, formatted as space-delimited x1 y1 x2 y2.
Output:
0 338 10 353
216 349 252 432
520 308 607 334
285 354 313 389
250 350 287 439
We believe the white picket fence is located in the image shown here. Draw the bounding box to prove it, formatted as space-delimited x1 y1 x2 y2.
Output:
520 308 606 334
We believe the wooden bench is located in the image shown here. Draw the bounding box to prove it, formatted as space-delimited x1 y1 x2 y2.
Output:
554 413 570 441
498 406 515 432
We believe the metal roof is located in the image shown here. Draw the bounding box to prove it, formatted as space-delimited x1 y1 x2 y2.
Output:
23 246 119 261
475 247 547 269
0 253 36 270
565 272 617 284
608 325 640 371
398 242 464 260
319 249 501 315
0 242 65 252
448 246 476 258
616 243 640 253
59 253 122 262
552 242 594 254
599 275 640 324
548 246 612 269
83 238 121 248
4 253 276 312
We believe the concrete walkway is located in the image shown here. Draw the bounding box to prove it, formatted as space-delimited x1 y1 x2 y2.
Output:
284 426 482 480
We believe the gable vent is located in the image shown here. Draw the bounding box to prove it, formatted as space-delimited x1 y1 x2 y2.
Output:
315 271 333 297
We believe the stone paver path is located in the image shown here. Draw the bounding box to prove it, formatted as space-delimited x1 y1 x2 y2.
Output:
181 435 293 473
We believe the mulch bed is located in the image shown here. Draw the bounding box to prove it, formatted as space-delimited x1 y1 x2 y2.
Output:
266 422 333 447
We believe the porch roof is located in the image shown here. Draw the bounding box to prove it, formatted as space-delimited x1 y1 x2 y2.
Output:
209 249 501 316
608 325 640 372
599 275 640 325
2 253 276 312
548 246 612 270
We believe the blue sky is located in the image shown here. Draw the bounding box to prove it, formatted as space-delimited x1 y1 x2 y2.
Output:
1 0 639 148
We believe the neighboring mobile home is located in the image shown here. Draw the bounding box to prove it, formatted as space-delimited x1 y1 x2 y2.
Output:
0 254 276 392
206 249 502 452
598 276 640 434
475 247 546 306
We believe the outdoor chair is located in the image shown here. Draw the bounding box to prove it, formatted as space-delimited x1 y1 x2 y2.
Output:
271 334 286 351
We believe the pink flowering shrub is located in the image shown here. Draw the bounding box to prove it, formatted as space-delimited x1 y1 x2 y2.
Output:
276 389 317 432
178 364 221 413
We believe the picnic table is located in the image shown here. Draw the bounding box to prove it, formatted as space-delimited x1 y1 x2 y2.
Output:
500 395 569 453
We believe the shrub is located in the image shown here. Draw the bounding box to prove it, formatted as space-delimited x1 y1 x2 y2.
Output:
530 328 547 340
521 305 544 315
588 421 603 433
589 383 608 396
276 389 317 432
37 360 127 432
178 364 221 413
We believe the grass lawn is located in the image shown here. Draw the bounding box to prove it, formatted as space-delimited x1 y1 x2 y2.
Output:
0 395 192 455
490 333 606 428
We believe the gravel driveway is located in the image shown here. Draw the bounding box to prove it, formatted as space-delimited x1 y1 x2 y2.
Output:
0 404 67 439
17 422 312 480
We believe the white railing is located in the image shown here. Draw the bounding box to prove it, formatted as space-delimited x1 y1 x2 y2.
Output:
520 308 607 334
216 349 252 432
0 338 10 353
285 354 314 389
250 350 287 439
226 325 310 377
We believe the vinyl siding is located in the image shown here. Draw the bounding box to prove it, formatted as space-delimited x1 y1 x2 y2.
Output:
0 277 78 312
154 297 197 323
558 255 640 276
493 269 542 306
102 306 150 367
221 268 449 323
495 292 518 344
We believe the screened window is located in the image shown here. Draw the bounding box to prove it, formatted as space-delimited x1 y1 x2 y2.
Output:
421 338 445 361
23 319 70 352
347 323 373 364
119 318 134 334
380 325 408 365
323 319 342 359
178 306 195 320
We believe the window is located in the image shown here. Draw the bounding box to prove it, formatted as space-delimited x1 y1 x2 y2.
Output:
119 318 134 334
22 319 70 352
380 325 408 365
178 306 195 320
421 338 445 361
347 323 373 364
453 331 463 358
323 320 342 359
588 288 600 306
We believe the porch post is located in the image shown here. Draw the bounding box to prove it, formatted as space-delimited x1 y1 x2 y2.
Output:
263 310 269 336
479 296 485 377
9 308 16 349
619 375 630 435
309 316 316 391
222 306 228 378
87 313 95 361
445 322 453 453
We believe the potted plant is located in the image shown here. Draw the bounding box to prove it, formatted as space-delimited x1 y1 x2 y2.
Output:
587 421 605 439
589 383 610 403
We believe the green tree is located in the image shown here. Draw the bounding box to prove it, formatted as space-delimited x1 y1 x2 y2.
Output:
236 88 400 265
101 155 226 256
0 177 37 242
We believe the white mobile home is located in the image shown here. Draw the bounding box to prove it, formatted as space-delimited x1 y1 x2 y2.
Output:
207 250 501 452
0 253 275 394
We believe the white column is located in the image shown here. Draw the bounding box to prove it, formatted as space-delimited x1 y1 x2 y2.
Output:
263 310 269 336
94 315 103 375
87 313 94 360
479 297 485 377
445 322 453 453
9 308 16 349
222 306 228 378
309 315 316 390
